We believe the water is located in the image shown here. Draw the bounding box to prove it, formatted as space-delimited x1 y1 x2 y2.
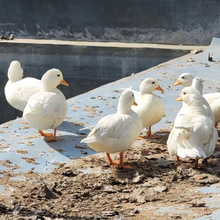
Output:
0 42 188 124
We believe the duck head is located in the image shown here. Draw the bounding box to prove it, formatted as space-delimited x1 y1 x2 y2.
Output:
176 87 202 106
173 73 194 87
139 78 164 95
117 90 137 114
7 60 24 82
191 77 204 95
41 69 69 91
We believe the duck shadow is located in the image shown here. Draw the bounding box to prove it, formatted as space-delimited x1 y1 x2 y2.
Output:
43 120 95 160
44 134 96 160
111 130 220 182
56 120 87 134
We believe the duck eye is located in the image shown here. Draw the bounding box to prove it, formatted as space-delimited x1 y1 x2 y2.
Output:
152 82 155 84
182 77 185 79
57 74 60 77
183 92 186 95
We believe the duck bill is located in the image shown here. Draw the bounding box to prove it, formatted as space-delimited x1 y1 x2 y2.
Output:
133 101 138 106
60 79 69 86
173 80 181 86
176 96 183 101
155 85 164 93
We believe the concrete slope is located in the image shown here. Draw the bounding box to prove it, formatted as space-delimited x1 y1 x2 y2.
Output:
0 37 219 174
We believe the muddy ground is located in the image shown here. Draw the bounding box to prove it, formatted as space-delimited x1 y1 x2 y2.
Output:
0 128 220 220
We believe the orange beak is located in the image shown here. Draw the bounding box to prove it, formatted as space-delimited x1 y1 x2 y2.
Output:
155 85 164 93
60 79 69 86
133 101 138 106
173 80 181 86
176 96 183 101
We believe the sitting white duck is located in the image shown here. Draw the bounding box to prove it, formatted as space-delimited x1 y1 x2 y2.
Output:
167 87 218 168
81 90 142 169
23 69 68 141
126 78 164 139
174 73 220 127
4 61 41 111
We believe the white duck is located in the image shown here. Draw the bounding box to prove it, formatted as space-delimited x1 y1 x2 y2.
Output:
4 60 41 111
127 78 164 139
174 73 220 127
167 87 218 168
81 90 142 169
174 77 215 126
23 69 68 141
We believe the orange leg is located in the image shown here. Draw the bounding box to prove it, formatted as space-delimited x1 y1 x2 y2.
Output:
176 155 181 166
137 127 157 140
106 153 119 165
39 129 57 141
106 153 133 169
118 152 133 169
39 130 53 137
192 158 199 169
146 126 158 139
191 158 204 169
215 122 218 128
137 136 146 140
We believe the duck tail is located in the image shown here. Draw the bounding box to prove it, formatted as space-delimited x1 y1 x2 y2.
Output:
80 136 96 144
177 145 206 159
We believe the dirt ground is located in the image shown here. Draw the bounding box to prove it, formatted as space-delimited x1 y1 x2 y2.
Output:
0 128 220 220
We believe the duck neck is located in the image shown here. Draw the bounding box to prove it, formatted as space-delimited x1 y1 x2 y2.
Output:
191 83 203 95
188 100 206 115
117 103 131 114
41 83 57 92
140 90 151 97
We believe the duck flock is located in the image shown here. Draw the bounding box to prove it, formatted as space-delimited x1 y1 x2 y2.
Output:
4 60 220 170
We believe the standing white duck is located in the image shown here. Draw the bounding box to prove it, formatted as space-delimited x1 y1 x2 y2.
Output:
167 87 218 168
173 73 220 127
174 77 215 126
128 78 164 139
81 90 142 169
23 69 68 141
4 60 41 111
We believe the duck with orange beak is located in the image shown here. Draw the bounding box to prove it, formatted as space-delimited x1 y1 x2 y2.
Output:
174 73 220 128
167 87 217 168
23 69 69 141
81 90 142 169
129 78 165 139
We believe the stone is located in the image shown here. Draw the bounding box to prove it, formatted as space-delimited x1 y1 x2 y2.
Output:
132 174 145 184
9 34 15 40
130 188 157 203
192 173 219 185
190 49 203 54
102 211 118 216
103 186 116 193
190 200 206 207
187 58 195 62
153 185 167 193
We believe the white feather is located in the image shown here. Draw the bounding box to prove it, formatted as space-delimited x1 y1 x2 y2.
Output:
81 90 142 154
